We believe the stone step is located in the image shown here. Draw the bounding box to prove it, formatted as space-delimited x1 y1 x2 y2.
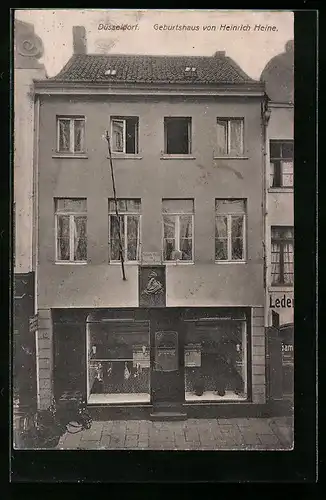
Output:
150 411 187 421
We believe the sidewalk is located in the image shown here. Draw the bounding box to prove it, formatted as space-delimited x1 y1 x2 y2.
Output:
56 416 293 451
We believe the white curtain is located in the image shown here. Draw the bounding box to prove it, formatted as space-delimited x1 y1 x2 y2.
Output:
74 120 85 153
74 216 87 261
59 120 70 151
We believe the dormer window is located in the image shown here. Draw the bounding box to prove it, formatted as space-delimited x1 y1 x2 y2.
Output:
105 69 117 76
191 67 196 72
185 67 191 72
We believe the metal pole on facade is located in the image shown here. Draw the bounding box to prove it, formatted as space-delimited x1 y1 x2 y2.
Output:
105 130 127 281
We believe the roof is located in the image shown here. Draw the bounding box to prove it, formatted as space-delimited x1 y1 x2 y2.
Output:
260 41 294 103
47 53 258 85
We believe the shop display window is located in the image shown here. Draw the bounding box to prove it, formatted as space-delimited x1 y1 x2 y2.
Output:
87 320 150 404
184 319 248 401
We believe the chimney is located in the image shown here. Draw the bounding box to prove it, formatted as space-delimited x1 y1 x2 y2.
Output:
213 51 226 57
73 26 87 55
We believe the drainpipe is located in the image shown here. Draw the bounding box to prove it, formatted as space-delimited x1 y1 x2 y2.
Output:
262 95 271 329
262 94 271 403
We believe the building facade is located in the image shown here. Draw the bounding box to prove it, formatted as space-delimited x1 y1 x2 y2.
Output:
261 40 294 400
13 20 46 413
33 26 269 419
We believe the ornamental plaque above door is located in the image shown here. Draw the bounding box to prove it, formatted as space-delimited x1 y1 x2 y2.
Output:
139 266 166 307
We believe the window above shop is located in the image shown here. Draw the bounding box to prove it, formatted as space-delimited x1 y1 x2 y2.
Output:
215 199 246 263
108 198 141 263
270 140 293 188
57 116 85 154
215 118 244 157
55 198 87 263
271 226 294 286
163 117 192 155
162 199 194 263
110 116 139 155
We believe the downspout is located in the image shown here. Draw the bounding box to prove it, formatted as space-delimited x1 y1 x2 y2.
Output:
33 92 40 410
262 93 271 402
262 94 271 329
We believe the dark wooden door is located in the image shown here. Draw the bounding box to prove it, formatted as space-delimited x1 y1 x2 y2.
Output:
150 310 185 405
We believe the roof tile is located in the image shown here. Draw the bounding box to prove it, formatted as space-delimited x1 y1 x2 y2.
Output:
49 53 257 85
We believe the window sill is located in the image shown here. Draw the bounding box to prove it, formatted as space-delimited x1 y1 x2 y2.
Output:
109 261 140 265
164 261 194 265
55 261 88 265
213 156 248 160
52 153 88 159
215 260 247 264
108 154 143 160
268 187 293 193
269 285 294 291
160 155 196 160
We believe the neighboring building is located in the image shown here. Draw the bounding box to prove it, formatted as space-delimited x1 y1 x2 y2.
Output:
13 20 47 413
32 26 269 419
261 40 294 400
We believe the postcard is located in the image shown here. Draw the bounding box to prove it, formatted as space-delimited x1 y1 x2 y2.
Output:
13 9 295 454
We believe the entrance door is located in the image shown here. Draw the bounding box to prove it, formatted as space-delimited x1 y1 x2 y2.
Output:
150 311 185 406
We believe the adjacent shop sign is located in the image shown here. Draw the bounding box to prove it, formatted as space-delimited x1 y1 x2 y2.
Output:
139 265 166 307
29 314 38 333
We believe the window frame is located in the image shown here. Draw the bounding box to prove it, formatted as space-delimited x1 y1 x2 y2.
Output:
271 226 294 286
56 116 86 154
163 117 192 156
162 210 194 264
54 199 88 264
216 118 244 157
269 140 294 188
215 203 246 263
110 116 139 155
108 201 141 263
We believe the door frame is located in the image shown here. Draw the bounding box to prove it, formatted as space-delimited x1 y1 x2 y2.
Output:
149 308 185 405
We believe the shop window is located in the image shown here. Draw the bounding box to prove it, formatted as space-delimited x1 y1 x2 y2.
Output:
164 117 192 155
87 320 150 404
271 227 294 285
162 199 194 262
111 117 139 154
55 198 87 263
215 199 246 262
108 199 141 262
270 140 293 188
57 116 85 154
184 318 248 401
216 118 244 156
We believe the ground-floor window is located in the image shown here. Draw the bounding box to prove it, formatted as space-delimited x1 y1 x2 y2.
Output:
184 318 248 401
87 320 150 404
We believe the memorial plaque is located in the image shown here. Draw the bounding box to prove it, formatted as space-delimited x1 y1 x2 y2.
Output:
139 266 166 307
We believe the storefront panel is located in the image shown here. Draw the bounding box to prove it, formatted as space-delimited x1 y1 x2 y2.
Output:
53 307 254 411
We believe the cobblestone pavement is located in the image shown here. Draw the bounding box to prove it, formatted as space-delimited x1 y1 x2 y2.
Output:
56 417 293 451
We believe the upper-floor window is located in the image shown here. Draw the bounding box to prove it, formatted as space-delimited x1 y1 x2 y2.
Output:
108 199 141 262
271 227 294 285
215 199 246 262
55 198 87 262
164 117 192 155
216 118 244 156
162 199 194 262
57 116 85 154
270 140 293 188
111 117 139 154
